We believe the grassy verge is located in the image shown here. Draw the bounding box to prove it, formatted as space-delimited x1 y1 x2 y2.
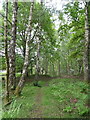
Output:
2 78 90 118
42 78 89 118
2 83 38 118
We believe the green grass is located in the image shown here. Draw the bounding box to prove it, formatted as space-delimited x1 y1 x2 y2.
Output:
2 78 89 118
3 83 38 118
42 78 89 118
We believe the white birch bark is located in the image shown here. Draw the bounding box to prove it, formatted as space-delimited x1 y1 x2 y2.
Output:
15 1 34 95
83 2 90 82
4 0 9 103
9 0 18 89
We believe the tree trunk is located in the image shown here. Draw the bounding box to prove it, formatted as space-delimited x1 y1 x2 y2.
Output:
45 58 48 75
58 60 60 76
4 0 9 103
66 60 69 75
35 37 41 80
30 62 33 75
83 1 90 82
78 60 83 75
52 62 55 77
15 1 34 96
22 30 26 58
9 0 18 90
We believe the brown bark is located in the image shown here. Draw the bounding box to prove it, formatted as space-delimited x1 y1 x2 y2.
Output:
83 2 90 82
15 1 34 96
9 1 18 89
4 0 9 103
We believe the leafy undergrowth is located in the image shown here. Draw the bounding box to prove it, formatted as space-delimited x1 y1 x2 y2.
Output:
42 78 89 118
2 78 90 118
3 84 38 118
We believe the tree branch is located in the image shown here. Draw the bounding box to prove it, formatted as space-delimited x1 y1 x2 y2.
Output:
0 13 12 25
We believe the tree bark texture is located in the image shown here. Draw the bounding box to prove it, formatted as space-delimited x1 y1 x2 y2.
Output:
9 1 18 89
35 37 41 80
83 2 90 82
4 0 9 103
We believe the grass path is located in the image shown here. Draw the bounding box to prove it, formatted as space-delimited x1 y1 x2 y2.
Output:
29 87 43 118
3 77 89 118
29 81 62 118
29 81 51 118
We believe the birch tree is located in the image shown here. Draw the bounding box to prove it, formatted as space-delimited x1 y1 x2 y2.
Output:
9 0 18 90
83 1 90 82
4 0 9 103
35 0 44 81
15 1 34 95
35 36 41 80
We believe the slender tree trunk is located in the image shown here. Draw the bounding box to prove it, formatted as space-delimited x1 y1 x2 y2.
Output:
9 0 18 90
43 58 48 75
35 0 42 79
78 60 83 75
35 37 40 80
4 0 9 103
22 30 26 58
66 60 69 75
52 63 55 77
30 62 33 75
15 1 34 96
58 60 60 76
83 1 90 82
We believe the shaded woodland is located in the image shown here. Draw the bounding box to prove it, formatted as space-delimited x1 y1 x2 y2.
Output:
0 0 90 119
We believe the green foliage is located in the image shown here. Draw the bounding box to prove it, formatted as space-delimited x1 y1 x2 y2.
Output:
48 78 89 117
56 1 85 75
63 1 85 59
3 83 37 118
16 54 24 73
2 78 89 118
3 100 22 118
0 57 6 70
63 106 72 112
1 1 85 76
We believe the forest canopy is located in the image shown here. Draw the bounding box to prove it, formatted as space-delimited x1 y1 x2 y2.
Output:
0 0 90 119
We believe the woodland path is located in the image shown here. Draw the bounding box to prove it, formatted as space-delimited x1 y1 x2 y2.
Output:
3 75 88 118
29 87 43 118
29 79 54 118
28 75 79 118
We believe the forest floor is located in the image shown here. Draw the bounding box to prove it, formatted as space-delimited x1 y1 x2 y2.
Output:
2 75 90 118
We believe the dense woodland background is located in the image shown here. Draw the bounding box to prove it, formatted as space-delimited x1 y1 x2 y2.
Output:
0 0 90 119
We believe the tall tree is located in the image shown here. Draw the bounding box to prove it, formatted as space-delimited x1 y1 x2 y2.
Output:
35 36 41 80
9 0 18 89
15 1 34 95
35 0 43 81
4 0 9 103
83 1 90 82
